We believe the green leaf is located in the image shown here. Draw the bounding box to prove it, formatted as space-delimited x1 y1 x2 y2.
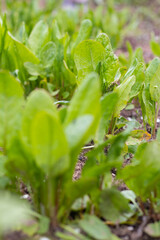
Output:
24 62 44 76
63 178 98 213
28 20 49 55
157 127 160 143
121 190 140 210
0 191 30 233
149 63 160 102
65 73 100 126
8 32 39 64
146 57 160 85
113 76 135 117
119 141 160 200
63 60 76 85
38 216 50 234
0 71 24 150
56 225 90 240
150 41 160 56
99 188 130 222
74 40 105 82
64 73 101 159
96 92 118 144
73 19 92 49
65 115 93 150
96 33 119 85
39 41 57 68
31 111 69 176
131 47 144 65
142 85 155 129
145 222 160 237
79 214 111 240
130 62 145 98
21 89 58 147
107 122 135 163
0 70 23 97
122 58 138 82
71 195 90 211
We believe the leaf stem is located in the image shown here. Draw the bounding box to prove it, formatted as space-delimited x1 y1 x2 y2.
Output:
152 101 160 139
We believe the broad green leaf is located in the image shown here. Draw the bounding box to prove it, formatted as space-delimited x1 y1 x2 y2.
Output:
73 19 92 49
146 57 160 85
79 214 111 240
24 62 44 76
131 47 144 65
150 41 160 56
28 20 49 55
107 121 135 163
142 85 155 129
71 195 90 211
157 128 160 143
142 58 160 127
39 41 57 68
150 63 160 102
0 155 9 189
8 32 39 64
119 141 160 200
31 111 69 176
56 225 90 240
21 89 58 147
0 71 23 97
121 190 140 210
65 73 101 129
96 92 118 144
56 231 86 240
74 40 105 82
96 33 119 85
0 71 24 149
0 192 30 233
145 222 160 237
64 73 101 177
130 62 145 98
1 31 39 82
65 115 93 150
6 136 41 188
99 188 130 222
63 178 98 213
63 60 76 85
37 216 50 234
16 22 28 45
122 58 138 82
113 76 135 117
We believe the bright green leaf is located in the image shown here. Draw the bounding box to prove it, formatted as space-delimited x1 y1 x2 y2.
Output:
21 89 58 147
74 40 105 82
96 33 119 85
0 71 24 149
99 188 130 222
39 41 57 68
31 111 69 176
79 214 111 240
113 76 135 117
145 222 160 237
28 20 49 55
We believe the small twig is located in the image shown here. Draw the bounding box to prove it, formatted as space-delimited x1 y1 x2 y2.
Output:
131 216 149 240
82 145 94 150
54 100 69 105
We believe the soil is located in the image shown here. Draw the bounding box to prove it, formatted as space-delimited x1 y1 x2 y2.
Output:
115 0 160 63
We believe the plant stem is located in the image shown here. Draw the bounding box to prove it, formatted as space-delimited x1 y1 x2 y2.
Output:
108 116 117 135
152 101 160 139
138 198 146 216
